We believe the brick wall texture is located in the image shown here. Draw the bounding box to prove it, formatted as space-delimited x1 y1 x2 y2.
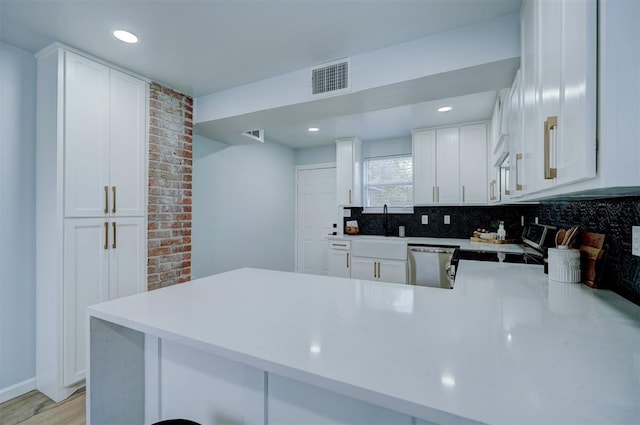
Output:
147 83 193 290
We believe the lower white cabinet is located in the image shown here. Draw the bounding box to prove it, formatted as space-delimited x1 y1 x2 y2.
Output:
63 217 145 386
327 240 351 278
351 257 407 284
328 250 351 278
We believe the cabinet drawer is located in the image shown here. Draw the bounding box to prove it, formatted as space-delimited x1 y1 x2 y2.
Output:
329 240 351 250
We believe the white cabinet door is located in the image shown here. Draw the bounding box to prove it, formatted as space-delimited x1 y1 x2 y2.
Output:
521 0 596 195
350 257 377 281
535 0 562 193
555 0 596 186
63 52 110 218
520 0 539 195
109 217 146 299
109 70 147 217
377 259 407 284
412 130 436 204
335 139 361 206
459 124 487 204
351 257 406 284
434 127 460 204
63 218 109 386
328 250 350 278
508 70 525 198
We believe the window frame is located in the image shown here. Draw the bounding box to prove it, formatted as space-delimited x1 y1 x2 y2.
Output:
362 154 414 214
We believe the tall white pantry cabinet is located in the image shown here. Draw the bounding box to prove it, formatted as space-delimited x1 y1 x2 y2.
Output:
35 44 148 402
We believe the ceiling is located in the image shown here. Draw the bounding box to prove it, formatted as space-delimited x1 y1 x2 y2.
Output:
0 0 523 148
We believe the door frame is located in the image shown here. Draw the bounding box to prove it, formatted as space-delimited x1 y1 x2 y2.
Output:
294 162 337 273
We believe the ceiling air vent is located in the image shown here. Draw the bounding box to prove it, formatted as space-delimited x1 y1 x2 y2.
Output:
311 58 351 97
242 129 264 143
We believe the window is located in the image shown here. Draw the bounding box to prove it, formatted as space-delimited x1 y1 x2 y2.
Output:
363 154 413 211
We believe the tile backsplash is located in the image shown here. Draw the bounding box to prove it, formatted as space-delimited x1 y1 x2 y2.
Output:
344 197 640 305
344 205 538 240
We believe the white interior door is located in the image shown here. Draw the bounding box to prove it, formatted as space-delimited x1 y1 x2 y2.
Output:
296 167 336 275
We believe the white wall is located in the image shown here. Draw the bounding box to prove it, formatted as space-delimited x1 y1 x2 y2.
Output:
295 144 336 166
0 43 37 398
192 135 296 278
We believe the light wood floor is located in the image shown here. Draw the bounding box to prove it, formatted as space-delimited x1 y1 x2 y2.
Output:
0 388 85 425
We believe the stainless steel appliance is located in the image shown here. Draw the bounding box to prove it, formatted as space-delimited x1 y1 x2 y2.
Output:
448 223 556 282
407 244 457 289
522 223 557 251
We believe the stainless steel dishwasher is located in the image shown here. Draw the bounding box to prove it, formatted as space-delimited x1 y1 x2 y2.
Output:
407 245 457 289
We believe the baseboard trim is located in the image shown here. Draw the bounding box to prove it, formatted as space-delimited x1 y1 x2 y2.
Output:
0 378 36 404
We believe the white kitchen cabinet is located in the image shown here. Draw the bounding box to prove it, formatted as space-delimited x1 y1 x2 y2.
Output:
63 218 108 386
507 70 525 198
459 123 488 204
62 217 144 386
490 88 511 155
351 257 407 284
327 240 351 278
521 0 596 194
36 44 148 402
413 127 460 205
63 52 146 218
335 138 362 206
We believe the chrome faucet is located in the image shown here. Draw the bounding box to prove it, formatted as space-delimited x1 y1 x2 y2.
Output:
383 204 389 236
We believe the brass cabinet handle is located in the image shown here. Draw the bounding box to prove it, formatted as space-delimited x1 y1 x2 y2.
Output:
104 222 109 250
515 153 523 191
544 116 558 179
112 222 117 249
346 253 350 269
112 186 117 213
104 186 109 214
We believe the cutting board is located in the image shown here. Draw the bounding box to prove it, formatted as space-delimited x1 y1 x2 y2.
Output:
580 231 606 288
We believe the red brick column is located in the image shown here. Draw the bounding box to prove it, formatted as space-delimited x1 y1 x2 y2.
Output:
147 83 192 290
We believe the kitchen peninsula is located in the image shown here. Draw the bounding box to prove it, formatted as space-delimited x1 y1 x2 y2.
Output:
87 264 640 425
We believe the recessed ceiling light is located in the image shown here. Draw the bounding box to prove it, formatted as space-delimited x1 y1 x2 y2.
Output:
113 30 139 44
308 127 320 132
438 106 453 112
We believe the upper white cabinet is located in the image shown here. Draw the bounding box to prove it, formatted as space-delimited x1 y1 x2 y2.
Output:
413 128 459 205
490 88 511 155
507 70 525 199
35 45 148 402
520 0 596 194
335 138 362 207
414 124 486 205
459 123 488 204
64 53 146 218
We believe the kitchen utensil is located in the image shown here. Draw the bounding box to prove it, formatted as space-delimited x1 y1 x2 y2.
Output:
563 225 580 247
555 229 566 247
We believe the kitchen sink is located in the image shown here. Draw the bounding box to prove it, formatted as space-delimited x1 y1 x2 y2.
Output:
351 237 408 260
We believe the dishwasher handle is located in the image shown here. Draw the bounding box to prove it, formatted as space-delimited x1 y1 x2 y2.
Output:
408 247 455 254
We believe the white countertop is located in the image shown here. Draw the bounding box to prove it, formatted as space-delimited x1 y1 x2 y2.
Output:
88 264 640 424
328 235 525 254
